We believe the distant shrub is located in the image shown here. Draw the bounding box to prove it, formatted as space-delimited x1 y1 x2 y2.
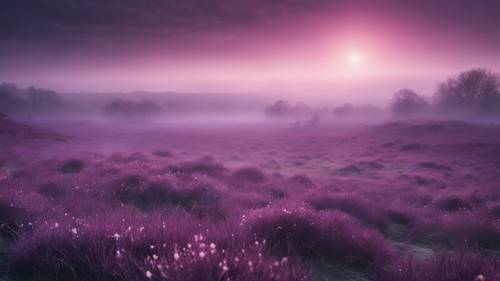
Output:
291 102 314 116
391 88 429 117
264 100 293 117
104 98 163 118
38 183 67 200
417 162 452 171
264 100 314 118
306 115 320 127
333 103 354 118
109 152 148 164
179 160 226 178
152 149 173 157
231 167 266 183
400 143 428 151
270 188 287 199
336 165 362 176
59 159 84 174
380 252 499 281
289 174 315 188
434 68 500 115
246 208 393 269
434 196 472 212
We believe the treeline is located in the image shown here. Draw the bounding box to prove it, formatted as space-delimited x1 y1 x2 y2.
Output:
263 68 500 120
0 84 164 119
0 84 68 116
391 68 500 117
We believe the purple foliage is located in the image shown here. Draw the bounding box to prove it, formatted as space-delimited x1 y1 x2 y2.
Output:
245 208 394 269
9 214 310 281
308 195 389 230
231 167 267 184
1 119 499 281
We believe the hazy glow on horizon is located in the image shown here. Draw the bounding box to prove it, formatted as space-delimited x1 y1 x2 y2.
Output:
1 0 500 103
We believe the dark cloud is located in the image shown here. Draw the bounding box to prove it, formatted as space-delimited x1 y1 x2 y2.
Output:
0 0 334 48
1 0 500 58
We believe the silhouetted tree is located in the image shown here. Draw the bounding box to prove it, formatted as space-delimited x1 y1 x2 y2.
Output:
104 99 162 118
292 102 313 116
264 100 292 117
27 87 64 113
135 100 163 115
391 88 429 116
0 83 27 114
434 68 500 115
333 103 354 117
307 115 320 126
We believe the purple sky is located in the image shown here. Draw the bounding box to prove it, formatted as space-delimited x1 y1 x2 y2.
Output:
1 0 500 103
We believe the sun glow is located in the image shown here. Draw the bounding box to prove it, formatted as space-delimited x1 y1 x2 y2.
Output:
348 52 362 65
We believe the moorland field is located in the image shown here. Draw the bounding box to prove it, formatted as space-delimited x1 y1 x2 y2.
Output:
0 117 499 281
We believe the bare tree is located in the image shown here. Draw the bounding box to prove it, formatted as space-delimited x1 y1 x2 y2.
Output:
264 100 292 117
391 88 429 116
434 68 500 115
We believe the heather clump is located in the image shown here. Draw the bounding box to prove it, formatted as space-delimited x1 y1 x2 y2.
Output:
245 207 394 269
9 215 311 281
308 195 389 231
59 159 85 174
231 167 267 184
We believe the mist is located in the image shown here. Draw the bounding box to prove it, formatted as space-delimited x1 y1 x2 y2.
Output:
2 2 500 281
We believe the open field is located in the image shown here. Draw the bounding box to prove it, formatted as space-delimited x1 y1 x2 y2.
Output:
0 118 499 281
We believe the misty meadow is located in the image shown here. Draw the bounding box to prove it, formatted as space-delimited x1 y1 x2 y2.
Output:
1 1 500 281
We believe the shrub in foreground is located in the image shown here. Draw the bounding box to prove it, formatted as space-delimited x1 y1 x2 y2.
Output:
245 208 394 269
111 176 226 218
9 215 311 281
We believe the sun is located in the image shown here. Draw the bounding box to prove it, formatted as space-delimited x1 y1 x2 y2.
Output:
348 52 362 65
